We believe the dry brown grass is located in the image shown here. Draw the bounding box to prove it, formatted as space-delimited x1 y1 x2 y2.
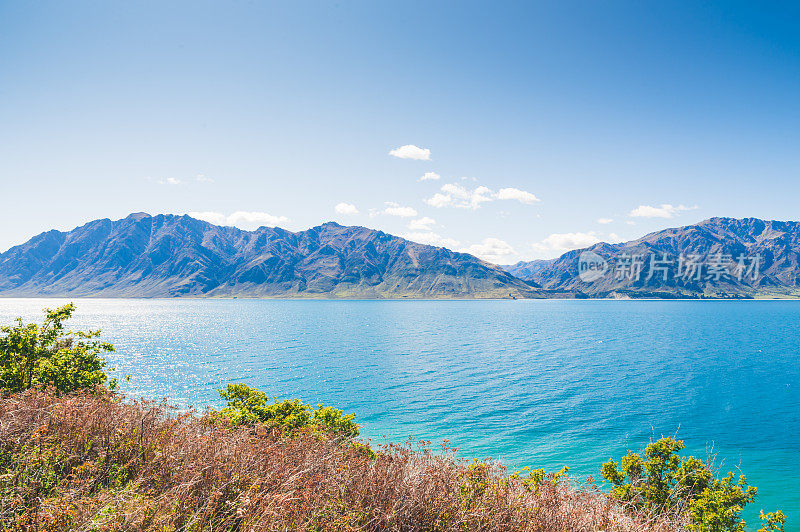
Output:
0 389 687 531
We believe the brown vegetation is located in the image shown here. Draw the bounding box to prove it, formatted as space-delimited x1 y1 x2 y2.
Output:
0 389 686 531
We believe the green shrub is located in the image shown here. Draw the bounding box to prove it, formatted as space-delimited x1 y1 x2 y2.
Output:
0 303 115 394
510 465 569 493
601 437 782 531
217 383 359 438
758 510 786 532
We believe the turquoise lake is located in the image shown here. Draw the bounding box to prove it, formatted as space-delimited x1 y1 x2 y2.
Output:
0 298 797 529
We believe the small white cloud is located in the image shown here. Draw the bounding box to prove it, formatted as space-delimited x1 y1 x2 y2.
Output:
459 238 516 263
425 183 493 209
389 144 431 160
403 231 460 249
629 204 697 219
334 202 359 215
425 183 540 210
531 232 602 257
496 187 540 204
442 183 494 209
419 172 441 181
424 192 454 208
608 233 621 242
187 211 226 225
383 201 418 217
626 220 636 225
407 217 436 231
188 211 289 229
597 217 614 224
227 211 289 227
153 175 212 185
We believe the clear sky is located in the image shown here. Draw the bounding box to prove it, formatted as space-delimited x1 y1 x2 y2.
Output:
1 1 799 263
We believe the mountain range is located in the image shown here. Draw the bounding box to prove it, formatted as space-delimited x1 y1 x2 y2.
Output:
505 217 800 298
0 213 556 299
2 214 799 299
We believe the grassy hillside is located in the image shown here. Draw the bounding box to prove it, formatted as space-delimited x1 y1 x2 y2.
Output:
1 389 683 531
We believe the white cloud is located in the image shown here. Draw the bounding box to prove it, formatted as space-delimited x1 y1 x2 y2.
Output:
389 144 431 160
531 232 602 257
425 183 539 210
188 211 289 229
496 187 540 204
187 211 226 225
383 201 418 217
608 233 621 242
153 175 213 185
443 183 494 209
403 231 460 249
424 192 454 208
459 238 516 263
407 217 436 231
334 202 359 215
419 172 441 181
425 183 493 209
227 211 289 227
629 203 697 218
597 217 614 224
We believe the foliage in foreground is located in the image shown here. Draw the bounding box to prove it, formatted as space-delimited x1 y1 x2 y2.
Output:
0 304 114 395
602 438 785 532
0 389 683 532
216 382 359 438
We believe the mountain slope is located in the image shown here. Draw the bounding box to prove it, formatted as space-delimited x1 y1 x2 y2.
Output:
0 213 558 299
505 217 800 298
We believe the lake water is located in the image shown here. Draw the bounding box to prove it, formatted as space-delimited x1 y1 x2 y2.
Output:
0 298 797 529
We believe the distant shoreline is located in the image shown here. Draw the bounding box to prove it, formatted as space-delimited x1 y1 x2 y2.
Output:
1 295 799 301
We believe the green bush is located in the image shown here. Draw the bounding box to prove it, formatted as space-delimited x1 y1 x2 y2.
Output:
758 510 786 532
217 382 359 438
510 465 569 493
601 437 783 531
0 303 115 394
688 471 757 531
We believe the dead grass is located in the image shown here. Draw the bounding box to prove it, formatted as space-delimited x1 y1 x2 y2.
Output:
0 389 687 531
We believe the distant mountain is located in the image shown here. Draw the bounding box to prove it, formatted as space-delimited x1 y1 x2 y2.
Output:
0 213 565 299
505 217 800 298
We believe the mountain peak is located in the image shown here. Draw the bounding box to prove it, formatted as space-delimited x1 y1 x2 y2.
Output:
126 212 152 221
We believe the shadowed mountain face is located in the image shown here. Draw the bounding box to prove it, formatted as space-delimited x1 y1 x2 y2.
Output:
505 217 800 298
0 213 554 299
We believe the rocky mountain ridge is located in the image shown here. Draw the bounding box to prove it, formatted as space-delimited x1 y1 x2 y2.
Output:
505 217 800 298
0 213 559 299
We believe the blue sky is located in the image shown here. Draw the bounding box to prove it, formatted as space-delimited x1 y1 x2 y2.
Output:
1 1 799 262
